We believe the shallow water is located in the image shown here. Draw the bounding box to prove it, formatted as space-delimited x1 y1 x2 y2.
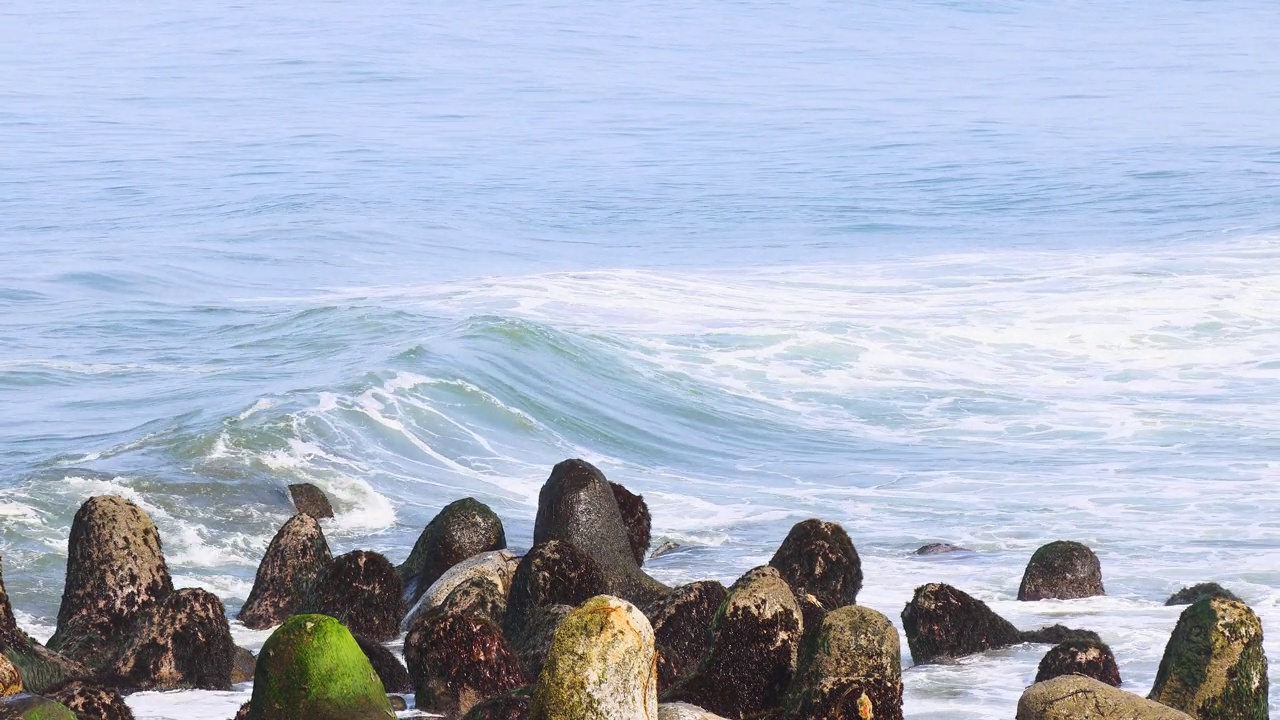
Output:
2 0 1280 717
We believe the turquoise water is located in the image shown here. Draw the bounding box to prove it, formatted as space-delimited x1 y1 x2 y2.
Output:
3 1 1280 717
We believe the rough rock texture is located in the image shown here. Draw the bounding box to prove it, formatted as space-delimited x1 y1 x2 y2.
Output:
247 614 394 720
354 636 411 694
288 483 334 519
666 566 803 719
305 551 404 642
658 704 729 720
783 605 903 720
1018 541 1105 601
0 694 76 720
533 459 668 607
505 541 606 636
462 694 532 720
0 655 17 698
398 498 507 606
644 581 728 690
404 613 527 719
1020 625 1101 645
238 513 333 629
532 595 658 720
46 496 173 671
403 550 518 632
433 576 508 626
234 702 250 720
768 519 862 610
1166 583 1240 606
231 646 256 685
108 587 234 691
795 593 829 655
1035 638 1121 686
3 553 92 694
610 482 652 566
509 604 572 681
915 543 970 555
45 681 135 720
1018 675 1194 720
900 583 1020 665
1148 597 1268 720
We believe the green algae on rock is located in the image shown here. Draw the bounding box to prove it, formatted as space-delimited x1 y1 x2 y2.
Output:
1019 675 1193 720
0 694 77 720
1017 541 1104 601
533 595 658 720
1148 597 1268 720
247 614 394 720
783 605 902 720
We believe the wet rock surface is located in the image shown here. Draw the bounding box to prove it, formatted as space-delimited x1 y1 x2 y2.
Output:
1018 675 1194 720
238 513 333 630
305 550 405 642
1148 597 1268 720
657 704 729 720
0 694 76 720
644 581 727 689
354 636 411 694
288 483 334 519
404 612 527 719
1165 582 1240 606
1034 638 1121 686
768 519 862 610
901 583 1021 664
1017 541 1105 601
508 604 572 681
403 550 518 631
783 605 903 720
1020 624 1101 645
609 481 652 566
504 541 606 636
108 587 235 692
915 543 971 555
46 681 135 720
231 646 256 685
399 498 507 607
462 693 533 720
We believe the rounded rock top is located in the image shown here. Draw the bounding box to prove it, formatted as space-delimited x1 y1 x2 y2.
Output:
1017 540 1104 601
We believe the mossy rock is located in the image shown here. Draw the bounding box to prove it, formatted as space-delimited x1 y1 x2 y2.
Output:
1166 583 1240 606
1017 541 1104 601
1148 597 1268 720
900 583 1020 664
399 498 507 606
45 681 134 720
247 614 394 720
1018 675 1193 719
509 604 573 681
239 514 333 630
1035 638 1121 686
0 694 77 720
0 655 18 698
768 519 862 610
783 605 902 720
532 595 658 720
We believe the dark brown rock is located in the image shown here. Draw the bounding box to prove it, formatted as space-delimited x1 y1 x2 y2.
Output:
230 646 256 684
915 543 970 555
1165 582 1240 606
47 496 174 671
234 701 250 720
1020 624 1101 645
288 483 334 519
644 581 727 690
46 681 135 720
1035 638 1121 686
462 693 532 720
504 540 606 639
239 513 333 629
507 604 571 681
0 554 88 694
610 482 652 566
900 583 1021 664
398 498 507 606
389 695 407 712
768 519 862 610
1018 541 1105 601
108 587 234 691
405 613 528 719
305 550 404 642
354 635 411 694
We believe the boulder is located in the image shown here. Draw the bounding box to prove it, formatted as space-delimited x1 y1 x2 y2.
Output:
231 646 256 685
768 519 862 610
644 581 727 689
0 694 76 720
354 636 411 694
108 587 234 691
1165 582 1240 606
462 693 532 720
246 614 394 720
305 551 404 642
403 550 517 631
532 595 658 720
238 513 333 629
504 541 606 638
657 704 729 720
1020 624 1101 645
915 543 970 555
1018 675 1194 720
1034 638 1121 686
404 613 527 719
2 558 84 695
508 604 572 680
533 460 668 607
432 575 508 626
782 605 902 720
1148 597 1268 720
0 655 17 698
900 583 1020 664
46 496 173 671
666 566 803 719
610 482 652 566
399 498 507 606
1018 541 1104 601
288 483 334 519
45 681 134 720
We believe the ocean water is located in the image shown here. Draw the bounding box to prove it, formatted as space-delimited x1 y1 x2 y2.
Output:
3 0 1280 717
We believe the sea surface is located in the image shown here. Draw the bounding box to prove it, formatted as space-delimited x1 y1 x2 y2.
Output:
3 0 1280 717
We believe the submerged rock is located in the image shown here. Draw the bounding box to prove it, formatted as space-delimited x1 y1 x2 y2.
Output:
399 498 507 606
768 519 862 610
354 636 411 694
900 583 1020 664
305 551 404 642
1017 541 1105 601
915 543 971 555
0 694 76 720
533 460 668 607
1148 597 1268 720
402 550 517 631
1020 624 1101 645
783 605 903 720
46 681 135 720
46 496 173 671
1018 675 1193 720
644 581 727 690
404 612 527 719
532 595 658 720
1035 638 1121 686
288 483 334 519
239 513 333 630
247 614 394 720
1165 582 1240 606
666 566 803 719
610 482 652 566
109 587 234 691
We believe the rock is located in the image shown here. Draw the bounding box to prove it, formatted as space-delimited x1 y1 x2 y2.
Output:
234 702 250 720
1020 624 1101 645
900 583 1020 664
399 498 507 606
45 681 135 720
657 704 729 720
433 575 508 626
402 550 517 632
782 605 903 720
0 694 76 720
0 655 17 698
1018 541 1105 601
532 595 658 720
231 646 256 685
46 496 173 671
610 482 652 566
462 693 532 720
1148 597 1268 720
1165 582 1240 606
246 614 394 720
508 604 572 680
1035 638 1121 686
108 587 234 691
915 543 970 555
533 460 668 607
650 541 682 560
504 541 606 637
666 566 803 719
354 636 411 694
389 695 407 712
288 483 334 519
795 593 828 653
768 519 862 610
238 513 333 629
404 613 527 719
644 581 727 689
1017 675 1194 720
304 551 404 642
